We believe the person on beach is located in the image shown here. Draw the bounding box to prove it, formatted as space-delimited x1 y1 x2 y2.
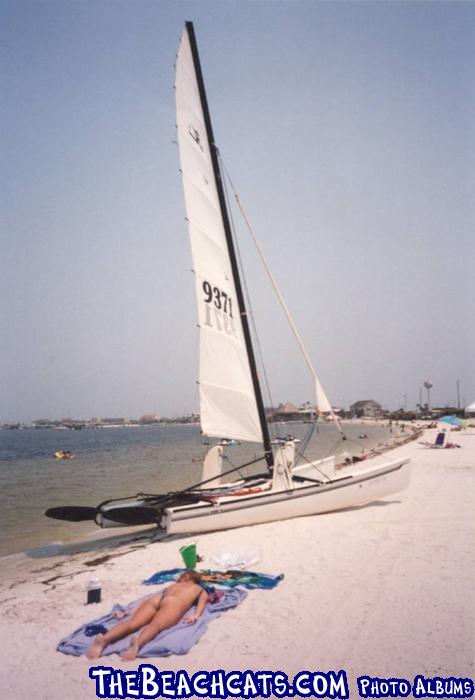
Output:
86 570 208 661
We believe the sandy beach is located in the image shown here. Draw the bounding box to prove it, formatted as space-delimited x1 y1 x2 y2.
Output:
0 426 473 699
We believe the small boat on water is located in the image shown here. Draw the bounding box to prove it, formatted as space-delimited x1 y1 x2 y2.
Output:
54 451 75 460
271 435 301 446
45 22 410 533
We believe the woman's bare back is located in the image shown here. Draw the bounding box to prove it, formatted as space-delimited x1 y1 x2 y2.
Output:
160 580 203 615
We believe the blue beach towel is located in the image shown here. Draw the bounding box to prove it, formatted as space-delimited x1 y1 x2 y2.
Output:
57 588 246 658
143 568 284 590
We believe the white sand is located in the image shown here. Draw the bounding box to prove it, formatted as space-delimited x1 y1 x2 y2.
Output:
0 428 473 699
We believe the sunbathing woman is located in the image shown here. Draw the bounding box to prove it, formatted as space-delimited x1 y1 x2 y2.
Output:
86 570 208 661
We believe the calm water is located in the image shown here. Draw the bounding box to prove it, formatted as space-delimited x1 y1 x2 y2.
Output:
0 422 393 557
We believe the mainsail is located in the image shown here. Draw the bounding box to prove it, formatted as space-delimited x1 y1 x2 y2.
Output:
175 25 264 444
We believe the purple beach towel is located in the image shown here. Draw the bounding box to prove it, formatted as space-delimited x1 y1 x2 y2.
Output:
57 588 246 658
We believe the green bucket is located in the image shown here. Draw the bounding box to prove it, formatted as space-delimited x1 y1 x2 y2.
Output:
179 543 197 569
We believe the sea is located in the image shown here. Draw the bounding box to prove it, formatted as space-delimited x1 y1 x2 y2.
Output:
0 421 394 558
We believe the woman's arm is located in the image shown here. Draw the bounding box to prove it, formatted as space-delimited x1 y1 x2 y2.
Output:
183 589 209 624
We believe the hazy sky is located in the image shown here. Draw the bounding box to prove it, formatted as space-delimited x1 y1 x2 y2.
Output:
1 0 474 422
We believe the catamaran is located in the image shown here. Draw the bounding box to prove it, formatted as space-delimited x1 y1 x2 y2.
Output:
45 22 410 533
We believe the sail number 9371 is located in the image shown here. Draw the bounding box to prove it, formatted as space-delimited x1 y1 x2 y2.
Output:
202 280 237 337
202 280 233 317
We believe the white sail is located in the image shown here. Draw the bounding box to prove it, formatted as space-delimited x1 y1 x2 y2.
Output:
175 28 263 443
315 377 332 414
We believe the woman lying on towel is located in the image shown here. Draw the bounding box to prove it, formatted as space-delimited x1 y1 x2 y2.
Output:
87 570 208 661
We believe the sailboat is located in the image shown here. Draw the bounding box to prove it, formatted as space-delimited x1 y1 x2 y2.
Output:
45 22 410 533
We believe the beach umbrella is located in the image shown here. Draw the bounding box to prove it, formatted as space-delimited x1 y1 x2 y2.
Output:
438 415 468 429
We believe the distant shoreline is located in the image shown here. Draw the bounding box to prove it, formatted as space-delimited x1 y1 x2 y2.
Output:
0 416 424 431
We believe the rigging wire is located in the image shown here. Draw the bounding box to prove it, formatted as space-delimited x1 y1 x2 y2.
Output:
219 151 278 440
219 156 345 440
219 152 352 475
219 152 345 466
296 420 317 458
221 453 260 481
220 154 309 445
219 153 347 466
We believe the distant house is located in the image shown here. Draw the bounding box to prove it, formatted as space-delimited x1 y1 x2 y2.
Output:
99 417 127 426
61 418 87 429
268 402 302 422
350 400 383 418
33 419 59 429
139 414 162 425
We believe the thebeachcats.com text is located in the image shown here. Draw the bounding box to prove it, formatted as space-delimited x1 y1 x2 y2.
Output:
88 666 474 699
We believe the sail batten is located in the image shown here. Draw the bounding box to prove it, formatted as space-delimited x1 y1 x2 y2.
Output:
176 25 265 445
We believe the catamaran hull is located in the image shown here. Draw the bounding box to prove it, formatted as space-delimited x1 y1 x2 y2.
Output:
161 458 410 535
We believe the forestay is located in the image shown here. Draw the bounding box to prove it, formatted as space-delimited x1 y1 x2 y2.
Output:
175 28 263 444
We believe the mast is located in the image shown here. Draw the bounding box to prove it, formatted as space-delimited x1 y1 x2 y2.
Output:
185 21 274 468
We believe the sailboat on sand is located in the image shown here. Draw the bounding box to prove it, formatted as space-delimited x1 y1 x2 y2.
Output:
45 22 410 534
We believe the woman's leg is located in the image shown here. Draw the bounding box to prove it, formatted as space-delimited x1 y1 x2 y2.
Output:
86 598 159 659
120 600 185 661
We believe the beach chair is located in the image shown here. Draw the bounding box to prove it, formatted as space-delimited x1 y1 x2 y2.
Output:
419 431 449 449
432 431 448 448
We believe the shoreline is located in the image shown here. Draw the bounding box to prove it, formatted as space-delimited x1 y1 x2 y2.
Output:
0 422 427 594
0 426 473 698
0 421 420 565
0 419 410 561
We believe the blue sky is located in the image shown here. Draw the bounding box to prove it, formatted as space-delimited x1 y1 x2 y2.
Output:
1 0 474 422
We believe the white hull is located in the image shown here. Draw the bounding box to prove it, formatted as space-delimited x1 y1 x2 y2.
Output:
161 457 410 535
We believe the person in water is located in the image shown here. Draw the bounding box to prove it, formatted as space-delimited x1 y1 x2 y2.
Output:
86 570 208 660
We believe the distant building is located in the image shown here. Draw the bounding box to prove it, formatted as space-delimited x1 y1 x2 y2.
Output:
139 414 162 424
61 418 87 428
33 419 59 429
268 402 303 422
99 418 127 426
350 400 383 418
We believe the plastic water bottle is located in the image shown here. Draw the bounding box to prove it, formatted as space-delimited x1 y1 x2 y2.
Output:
86 577 101 604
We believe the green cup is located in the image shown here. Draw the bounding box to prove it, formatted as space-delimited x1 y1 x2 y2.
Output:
179 543 197 569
